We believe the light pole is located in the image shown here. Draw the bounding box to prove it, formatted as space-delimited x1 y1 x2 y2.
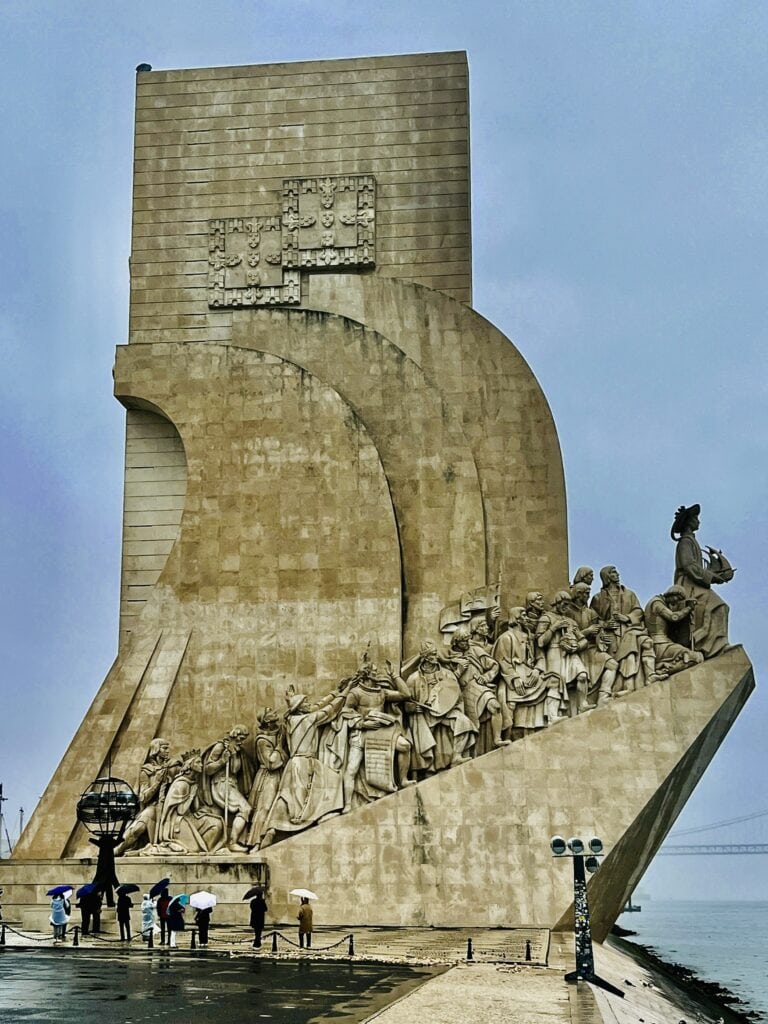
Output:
551 834 624 998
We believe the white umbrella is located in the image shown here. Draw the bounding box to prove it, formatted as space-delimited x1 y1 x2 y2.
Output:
289 888 318 900
190 890 217 910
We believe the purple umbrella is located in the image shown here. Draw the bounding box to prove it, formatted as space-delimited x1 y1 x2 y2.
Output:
46 885 73 897
76 884 96 898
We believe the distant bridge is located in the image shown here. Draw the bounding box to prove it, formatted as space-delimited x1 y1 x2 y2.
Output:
658 808 768 855
660 843 768 855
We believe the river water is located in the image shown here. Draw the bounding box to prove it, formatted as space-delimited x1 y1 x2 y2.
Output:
618 899 768 1017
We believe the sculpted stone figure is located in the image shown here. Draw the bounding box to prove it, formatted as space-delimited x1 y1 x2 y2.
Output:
469 617 494 651
565 583 619 706
537 591 591 715
492 607 552 734
390 641 476 777
644 586 704 675
246 709 286 850
260 687 346 847
671 503 732 658
341 661 413 810
590 566 660 692
571 566 594 593
157 749 225 853
200 725 253 853
523 590 546 639
116 738 176 855
449 626 510 754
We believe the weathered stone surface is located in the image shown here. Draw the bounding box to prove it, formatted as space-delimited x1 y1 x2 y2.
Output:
5 54 753 948
4 649 753 933
255 646 753 935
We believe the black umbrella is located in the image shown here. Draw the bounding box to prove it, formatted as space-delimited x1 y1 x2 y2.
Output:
242 886 264 900
116 883 140 895
149 877 171 898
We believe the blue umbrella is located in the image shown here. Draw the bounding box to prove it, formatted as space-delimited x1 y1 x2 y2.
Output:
46 885 73 896
76 884 96 898
168 893 189 907
149 877 171 898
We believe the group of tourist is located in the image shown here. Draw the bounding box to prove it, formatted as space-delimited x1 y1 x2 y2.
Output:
47 885 204 946
114 504 731 855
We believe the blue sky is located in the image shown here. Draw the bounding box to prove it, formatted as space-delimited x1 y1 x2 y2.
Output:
1 1 766 897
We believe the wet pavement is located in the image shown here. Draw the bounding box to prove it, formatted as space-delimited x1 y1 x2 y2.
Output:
0 949 442 1024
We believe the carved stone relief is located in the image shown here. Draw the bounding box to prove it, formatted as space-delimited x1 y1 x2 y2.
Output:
207 175 376 308
116 504 733 858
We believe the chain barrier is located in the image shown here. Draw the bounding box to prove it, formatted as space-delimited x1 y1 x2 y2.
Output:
266 930 354 953
1 922 354 956
1 924 56 944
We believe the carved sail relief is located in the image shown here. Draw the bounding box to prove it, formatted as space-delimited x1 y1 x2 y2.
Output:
207 175 376 309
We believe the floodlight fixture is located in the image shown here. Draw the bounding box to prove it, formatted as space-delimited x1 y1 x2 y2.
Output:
585 855 600 873
589 837 603 855
550 835 567 856
567 837 584 855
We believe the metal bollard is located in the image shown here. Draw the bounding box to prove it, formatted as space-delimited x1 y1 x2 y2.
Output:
348 933 354 956
73 927 79 947
190 928 197 950
271 931 278 953
147 928 154 949
525 939 532 962
0 924 5 946
466 937 474 961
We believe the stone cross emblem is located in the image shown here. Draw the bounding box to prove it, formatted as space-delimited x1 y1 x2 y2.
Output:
207 175 376 307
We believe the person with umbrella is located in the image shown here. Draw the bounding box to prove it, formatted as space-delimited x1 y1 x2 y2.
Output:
76 884 100 936
167 894 187 948
191 891 215 947
297 896 313 949
116 886 134 941
49 889 71 942
246 887 268 949
150 880 171 944
140 894 155 942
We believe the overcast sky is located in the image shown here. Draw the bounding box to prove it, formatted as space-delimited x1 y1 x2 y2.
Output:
1 1 766 898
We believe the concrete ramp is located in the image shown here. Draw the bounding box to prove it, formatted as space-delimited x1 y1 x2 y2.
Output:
13 628 191 860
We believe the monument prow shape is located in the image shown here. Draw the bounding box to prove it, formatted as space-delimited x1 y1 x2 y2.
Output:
4 53 754 935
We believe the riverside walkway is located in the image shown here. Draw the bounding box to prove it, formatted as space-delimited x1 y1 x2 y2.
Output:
0 925 737 1024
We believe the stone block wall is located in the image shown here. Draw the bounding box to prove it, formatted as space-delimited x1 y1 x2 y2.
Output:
130 49 472 359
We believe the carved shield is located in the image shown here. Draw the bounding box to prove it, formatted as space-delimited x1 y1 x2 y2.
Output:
424 672 461 716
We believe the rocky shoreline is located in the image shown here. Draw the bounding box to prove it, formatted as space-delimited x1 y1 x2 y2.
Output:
609 931 763 1023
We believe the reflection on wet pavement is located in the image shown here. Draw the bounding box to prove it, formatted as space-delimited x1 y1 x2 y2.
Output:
0 950 441 1024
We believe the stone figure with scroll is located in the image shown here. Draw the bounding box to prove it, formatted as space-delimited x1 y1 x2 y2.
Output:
537 591 591 716
590 567 659 692
566 583 619 706
116 738 177 855
644 586 704 675
260 688 347 848
449 626 510 754
200 725 253 853
341 664 413 810
390 642 476 777
671 504 732 658
492 607 550 734
245 709 287 850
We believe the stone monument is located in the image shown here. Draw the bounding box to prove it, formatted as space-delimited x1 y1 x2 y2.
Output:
3 52 753 939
